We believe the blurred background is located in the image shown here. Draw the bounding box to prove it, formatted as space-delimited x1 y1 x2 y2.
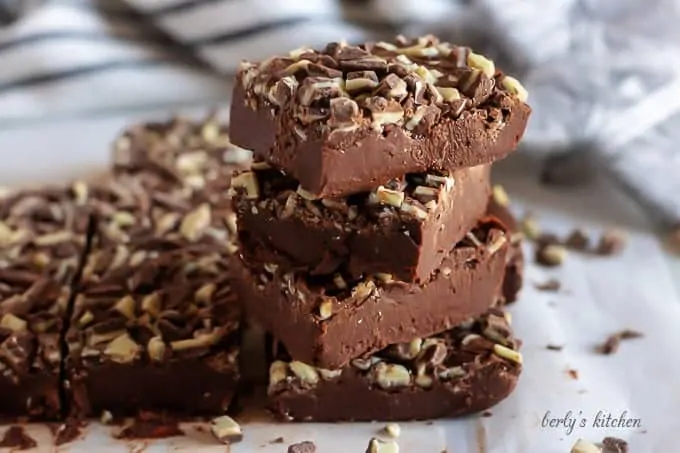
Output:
1 0 679 232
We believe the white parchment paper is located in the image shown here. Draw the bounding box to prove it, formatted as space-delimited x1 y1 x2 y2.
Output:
0 111 678 453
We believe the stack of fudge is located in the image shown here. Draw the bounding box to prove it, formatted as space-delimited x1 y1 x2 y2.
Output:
229 35 531 421
0 117 246 419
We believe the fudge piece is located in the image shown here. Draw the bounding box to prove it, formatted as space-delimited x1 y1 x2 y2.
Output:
230 35 531 198
111 114 251 199
233 163 490 282
268 308 521 421
488 189 524 304
65 182 240 417
232 218 508 369
0 189 89 418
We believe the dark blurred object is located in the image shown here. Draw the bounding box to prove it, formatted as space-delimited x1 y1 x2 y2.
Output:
0 0 44 26
539 142 597 187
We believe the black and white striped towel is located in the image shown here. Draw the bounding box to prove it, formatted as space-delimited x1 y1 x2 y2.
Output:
2 0 680 227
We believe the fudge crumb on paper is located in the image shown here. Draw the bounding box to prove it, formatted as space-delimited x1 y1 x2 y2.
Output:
602 436 629 453
535 278 561 291
288 440 316 453
0 426 37 451
596 330 644 355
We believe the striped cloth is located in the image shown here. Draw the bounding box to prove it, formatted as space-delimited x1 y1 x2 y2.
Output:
2 0 680 226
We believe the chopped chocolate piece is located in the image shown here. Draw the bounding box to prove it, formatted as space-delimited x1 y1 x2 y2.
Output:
602 437 629 453
288 440 316 453
535 279 561 292
271 436 285 444
65 187 240 417
519 214 540 241
571 439 601 453
112 114 250 201
233 218 508 369
596 330 643 355
230 35 531 198
267 309 522 421
535 243 567 267
0 426 37 450
0 188 88 419
546 344 564 351
383 423 401 438
564 228 590 251
595 230 626 256
211 415 243 444
566 369 579 380
234 164 490 281
366 438 399 453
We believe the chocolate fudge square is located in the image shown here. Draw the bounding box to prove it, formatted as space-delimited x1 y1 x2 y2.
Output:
230 35 531 198
233 163 490 282
268 308 521 421
232 218 509 369
111 114 250 199
0 189 89 419
65 181 240 417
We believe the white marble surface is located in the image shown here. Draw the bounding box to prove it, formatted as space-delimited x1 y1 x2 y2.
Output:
0 110 679 453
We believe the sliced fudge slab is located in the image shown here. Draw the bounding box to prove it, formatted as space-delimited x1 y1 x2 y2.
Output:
232 218 509 369
0 188 89 419
111 114 251 199
233 163 490 282
65 182 240 417
230 34 531 198
488 187 524 304
268 308 521 421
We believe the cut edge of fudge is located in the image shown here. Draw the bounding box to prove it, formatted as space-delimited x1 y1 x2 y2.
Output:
232 162 491 281
487 188 524 304
230 34 531 197
267 307 521 422
232 217 509 369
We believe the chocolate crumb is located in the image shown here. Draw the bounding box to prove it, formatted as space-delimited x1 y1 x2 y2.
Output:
565 229 590 251
0 426 37 450
535 242 567 267
115 412 183 440
595 229 626 256
52 420 84 446
288 440 316 453
602 436 629 453
566 368 579 380
271 436 285 444
535 278 561 291
596 329 643 355
481 411 493 417
546 344 564 351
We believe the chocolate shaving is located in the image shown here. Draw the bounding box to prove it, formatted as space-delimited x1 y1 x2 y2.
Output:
546 344 564 351
596 329 644 355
